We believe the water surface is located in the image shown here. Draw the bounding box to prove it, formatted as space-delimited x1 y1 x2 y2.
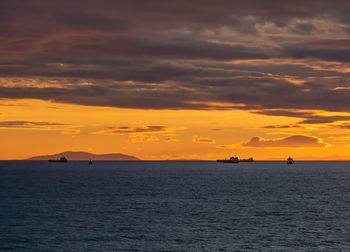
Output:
1 161 350 251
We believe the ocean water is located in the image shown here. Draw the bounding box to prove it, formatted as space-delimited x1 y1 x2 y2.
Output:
1 161 350 251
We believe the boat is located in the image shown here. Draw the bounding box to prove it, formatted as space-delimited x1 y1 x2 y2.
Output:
88 159 93 165
287 157 295 164
217 156 240 163
240 157 254 162
48 156 68 163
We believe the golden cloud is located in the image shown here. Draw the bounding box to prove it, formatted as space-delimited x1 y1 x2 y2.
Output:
0 121 65 129
242 135 327 148
164 137 179 142
93 125 185 135
192 136 215 144
216 144 238 149
61 129 81 135
129 135 159 143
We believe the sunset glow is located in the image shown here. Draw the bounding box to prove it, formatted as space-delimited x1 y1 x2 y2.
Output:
2 1 350 160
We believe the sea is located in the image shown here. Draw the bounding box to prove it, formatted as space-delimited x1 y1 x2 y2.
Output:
1 161 350 251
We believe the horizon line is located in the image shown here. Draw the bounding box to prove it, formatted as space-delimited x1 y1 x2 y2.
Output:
3 159 350 162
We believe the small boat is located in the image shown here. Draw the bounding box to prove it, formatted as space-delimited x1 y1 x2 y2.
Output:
88 159 93 165
48 156 68 163
217 156 240 163
287 157 295 164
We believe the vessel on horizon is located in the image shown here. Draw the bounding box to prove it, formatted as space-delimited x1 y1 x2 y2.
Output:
240 157 254 162
217 156 254 163
48 156 68 163
287 157 295 164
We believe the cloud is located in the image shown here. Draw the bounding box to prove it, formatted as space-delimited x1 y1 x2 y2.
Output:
60 129 80 135
0 121 65 129
2 1 350 115
242 135 327 148
129 135 159 143
216 144 238 149
298 39 350 49
93 125 171 135
262 125 299 129
164 137 179 142
192 136 215 144
283 46 350 63
255 109 350 126
291 22 316 35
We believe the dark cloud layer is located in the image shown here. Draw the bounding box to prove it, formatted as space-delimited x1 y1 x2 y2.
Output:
243 135 326 148
104 126 167 134
255 110 350 126
1 1 350 114
93 125 172 135
0 121 65 128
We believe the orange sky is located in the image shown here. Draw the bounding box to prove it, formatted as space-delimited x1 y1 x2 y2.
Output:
2 98 350 160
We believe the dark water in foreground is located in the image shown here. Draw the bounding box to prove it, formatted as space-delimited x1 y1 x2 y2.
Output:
1 161 350 251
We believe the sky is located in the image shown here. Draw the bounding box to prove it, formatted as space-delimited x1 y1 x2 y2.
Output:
2 0 350 160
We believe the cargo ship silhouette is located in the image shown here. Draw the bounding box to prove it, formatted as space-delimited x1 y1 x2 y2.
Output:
217 156 254 163
48 157 68 163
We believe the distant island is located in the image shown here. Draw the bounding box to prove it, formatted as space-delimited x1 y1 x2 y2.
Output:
27 151 140 161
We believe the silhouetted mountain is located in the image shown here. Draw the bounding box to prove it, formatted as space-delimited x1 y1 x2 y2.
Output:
27 151 140 161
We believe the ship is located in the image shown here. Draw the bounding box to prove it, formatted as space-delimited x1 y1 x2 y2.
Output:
48 156 68 163
217 156 239 163
287 157 295 164
239 157 254 162
217 156 254 163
